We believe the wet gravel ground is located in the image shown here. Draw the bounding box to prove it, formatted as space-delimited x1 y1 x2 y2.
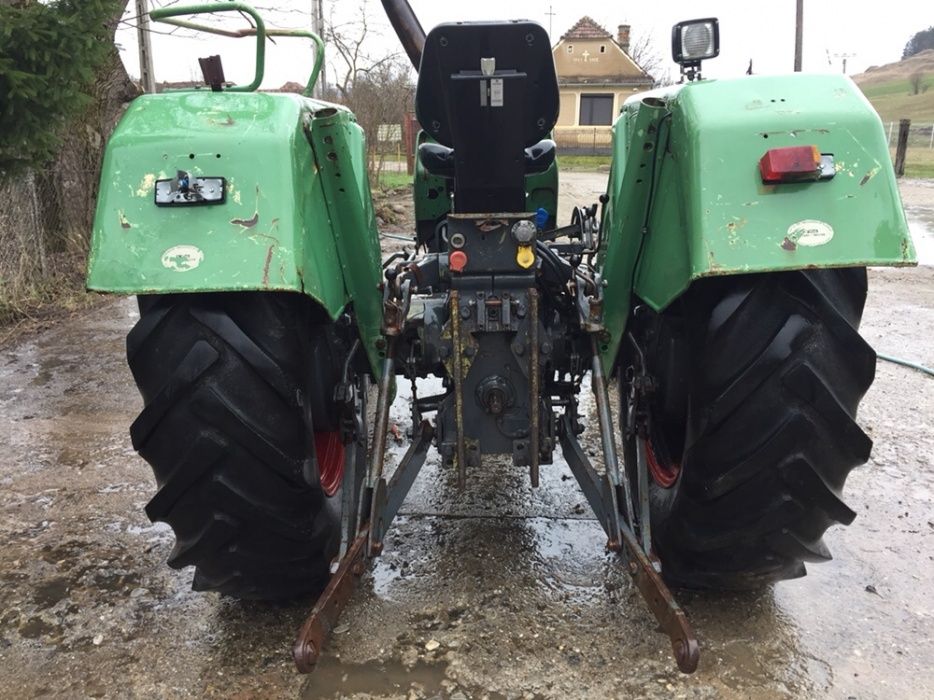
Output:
0 176 932 699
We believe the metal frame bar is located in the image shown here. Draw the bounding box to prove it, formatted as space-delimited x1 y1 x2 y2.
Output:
150 2 325 95
450 291 468 489
529 288 541 487
558 414 699 673
369 421 434 555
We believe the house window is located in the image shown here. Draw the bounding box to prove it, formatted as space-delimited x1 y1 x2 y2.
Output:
600 45 606 53
579 94 614 126
567 44 574 54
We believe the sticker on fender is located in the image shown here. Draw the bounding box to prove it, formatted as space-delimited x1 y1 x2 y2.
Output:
162 245 204 272
784 220 834 249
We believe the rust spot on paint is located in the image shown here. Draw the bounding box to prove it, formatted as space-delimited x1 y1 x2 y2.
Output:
901 238 912 261
118 210 132 230
262 245 275 287
707 250 725 272
781 237 797 251
210 114 235 127
478 219 507 233
859 167 880 187
231 213 259 228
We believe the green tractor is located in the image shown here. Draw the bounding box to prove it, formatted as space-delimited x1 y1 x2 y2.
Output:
88 1 915 674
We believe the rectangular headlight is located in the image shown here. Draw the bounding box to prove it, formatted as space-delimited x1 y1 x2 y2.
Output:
671 18 720 65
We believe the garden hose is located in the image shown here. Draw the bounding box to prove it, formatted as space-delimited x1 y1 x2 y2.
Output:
878 353 934 378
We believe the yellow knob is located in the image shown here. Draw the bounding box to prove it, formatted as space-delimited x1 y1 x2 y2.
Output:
516 245 535 269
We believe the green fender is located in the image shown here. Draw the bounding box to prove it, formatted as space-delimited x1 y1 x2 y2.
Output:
599 73 916 368
87 91 384 372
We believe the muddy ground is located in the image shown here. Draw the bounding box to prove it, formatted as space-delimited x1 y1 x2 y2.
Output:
0 174 932 699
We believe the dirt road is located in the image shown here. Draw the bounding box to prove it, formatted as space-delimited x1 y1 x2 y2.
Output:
0 174 932 699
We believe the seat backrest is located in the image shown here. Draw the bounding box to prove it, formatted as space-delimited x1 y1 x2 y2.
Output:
415 21 559 213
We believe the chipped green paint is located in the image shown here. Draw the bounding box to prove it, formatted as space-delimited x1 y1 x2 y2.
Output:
87 90 383 374
599 73 916 369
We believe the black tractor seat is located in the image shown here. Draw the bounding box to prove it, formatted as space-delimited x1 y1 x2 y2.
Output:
418 139 556 180
415 21 559 213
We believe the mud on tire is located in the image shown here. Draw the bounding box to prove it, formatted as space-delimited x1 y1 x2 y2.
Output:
624 268 875 590
127 292 347 600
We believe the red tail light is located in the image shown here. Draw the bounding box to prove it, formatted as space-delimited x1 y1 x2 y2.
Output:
759 145 822 183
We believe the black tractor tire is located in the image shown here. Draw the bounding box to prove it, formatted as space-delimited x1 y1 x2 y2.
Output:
127 292 349 600
623 268 875 590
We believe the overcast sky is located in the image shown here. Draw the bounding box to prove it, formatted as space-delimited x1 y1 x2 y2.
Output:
116 1 930 88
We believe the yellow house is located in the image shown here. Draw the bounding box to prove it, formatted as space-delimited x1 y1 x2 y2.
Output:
553 17 654 149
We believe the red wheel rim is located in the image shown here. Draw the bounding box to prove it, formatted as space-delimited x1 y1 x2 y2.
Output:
315 432 345 497
645 438 681 489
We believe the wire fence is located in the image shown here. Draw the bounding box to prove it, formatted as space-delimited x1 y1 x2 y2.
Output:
884 121 934 149
554 128 614 156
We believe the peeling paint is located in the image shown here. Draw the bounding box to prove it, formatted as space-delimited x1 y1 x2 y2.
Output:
230 213 259 228
261 245 275 287
118 211 132 230
208 113 235 127
135 174 156 198
859 166 881 187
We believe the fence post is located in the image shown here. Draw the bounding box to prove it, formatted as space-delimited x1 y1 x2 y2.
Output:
887 120 894 147
894 119 911 178
929 124 933 150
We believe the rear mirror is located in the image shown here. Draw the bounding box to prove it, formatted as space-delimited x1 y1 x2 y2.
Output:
671 18 719 81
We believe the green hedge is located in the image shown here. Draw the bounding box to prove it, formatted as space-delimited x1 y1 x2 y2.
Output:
0 0 120 173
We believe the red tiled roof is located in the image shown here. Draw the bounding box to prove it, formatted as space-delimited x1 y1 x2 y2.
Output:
561 16 612 41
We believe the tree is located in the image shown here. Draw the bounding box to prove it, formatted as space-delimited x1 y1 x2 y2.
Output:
902 26 934 60
324 0 405 100
322 0 414 180
627 31 669 86
0 0 129 174
909 71 925 95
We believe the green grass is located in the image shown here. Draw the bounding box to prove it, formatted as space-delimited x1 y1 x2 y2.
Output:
859 76 934 123
557 155 612 170
375 170 412 190
896 147 934 178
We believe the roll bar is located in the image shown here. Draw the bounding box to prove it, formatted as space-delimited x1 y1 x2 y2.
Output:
149 2 325 96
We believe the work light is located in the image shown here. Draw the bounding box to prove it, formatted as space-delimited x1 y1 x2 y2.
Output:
671 18 720 81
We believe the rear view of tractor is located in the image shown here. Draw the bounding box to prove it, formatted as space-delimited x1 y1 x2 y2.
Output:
87 1 915 675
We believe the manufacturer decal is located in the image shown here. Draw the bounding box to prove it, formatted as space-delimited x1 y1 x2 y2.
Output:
161 245 204 272
784 220 834 249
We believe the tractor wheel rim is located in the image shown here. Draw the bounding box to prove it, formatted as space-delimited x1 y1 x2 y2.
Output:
314 432 345 497
645 438 681 489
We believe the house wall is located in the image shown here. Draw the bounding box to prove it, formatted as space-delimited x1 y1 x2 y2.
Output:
553 37 646 81
555 87 644 128
552 35 651 135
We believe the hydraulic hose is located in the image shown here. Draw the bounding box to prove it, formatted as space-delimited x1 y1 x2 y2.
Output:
877 353 934 378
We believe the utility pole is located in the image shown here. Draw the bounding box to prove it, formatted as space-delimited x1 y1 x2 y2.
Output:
545 5 556 41
135 0 157 92
311 0 328 98
794 0 804 72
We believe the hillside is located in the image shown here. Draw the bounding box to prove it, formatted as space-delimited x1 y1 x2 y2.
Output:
853 49 934 122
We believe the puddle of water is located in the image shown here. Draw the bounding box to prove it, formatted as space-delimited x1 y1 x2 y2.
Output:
906 206 934 265
304 658 448 699
33 577 70 609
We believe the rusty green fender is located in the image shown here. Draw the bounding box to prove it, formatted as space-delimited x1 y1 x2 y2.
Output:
598 73 916 368
87 91 384 373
